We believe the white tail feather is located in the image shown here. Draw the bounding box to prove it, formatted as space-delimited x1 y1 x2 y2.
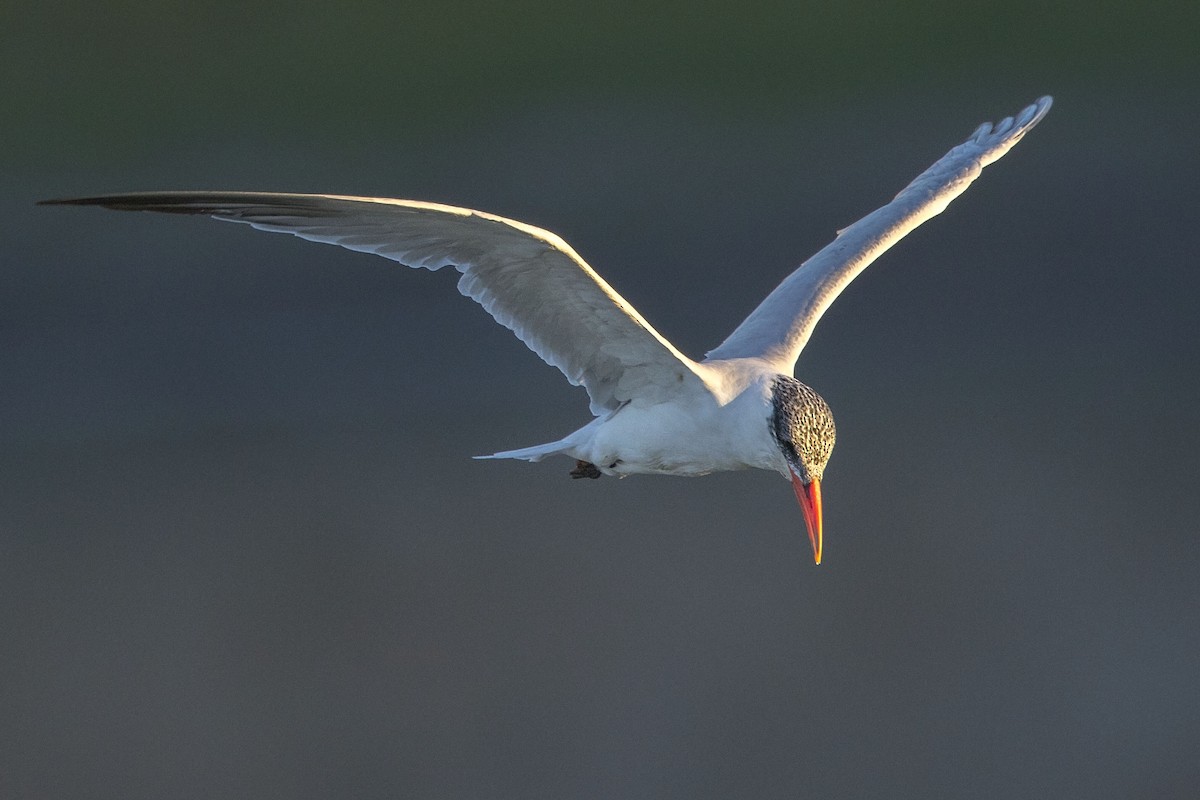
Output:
474 438 573 462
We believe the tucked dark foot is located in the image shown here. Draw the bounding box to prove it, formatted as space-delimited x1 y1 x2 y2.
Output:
570 460 602 480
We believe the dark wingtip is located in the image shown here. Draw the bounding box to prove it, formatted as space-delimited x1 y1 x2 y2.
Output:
35 193 230 214
37 195 150 209
38 197 95 206
35 191 334 216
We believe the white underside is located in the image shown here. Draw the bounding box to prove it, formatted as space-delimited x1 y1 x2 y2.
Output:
476 360 791 478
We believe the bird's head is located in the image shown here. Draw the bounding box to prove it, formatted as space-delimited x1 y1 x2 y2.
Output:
770 376 836 564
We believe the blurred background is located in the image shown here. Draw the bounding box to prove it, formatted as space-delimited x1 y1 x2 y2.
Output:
3 1 1198 798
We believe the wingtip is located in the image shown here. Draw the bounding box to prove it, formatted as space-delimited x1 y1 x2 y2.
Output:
37 195 143 209
968 95 1053 150
1025 95 1054 126
34 192 237 215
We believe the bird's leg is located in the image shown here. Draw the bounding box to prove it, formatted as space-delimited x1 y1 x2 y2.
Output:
570 460 602 480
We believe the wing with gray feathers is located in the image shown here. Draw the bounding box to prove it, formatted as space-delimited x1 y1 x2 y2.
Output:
40 192 707 414
704 96 1052 372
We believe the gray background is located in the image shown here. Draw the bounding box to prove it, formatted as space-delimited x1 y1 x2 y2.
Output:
4 1 1198 798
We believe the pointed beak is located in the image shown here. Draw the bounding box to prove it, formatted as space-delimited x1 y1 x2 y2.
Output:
789 471 823 565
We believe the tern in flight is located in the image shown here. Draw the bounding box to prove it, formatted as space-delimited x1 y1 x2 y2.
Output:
43 96 1052 564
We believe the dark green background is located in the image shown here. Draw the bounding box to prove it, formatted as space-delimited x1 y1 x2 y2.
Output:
5 2 1199 798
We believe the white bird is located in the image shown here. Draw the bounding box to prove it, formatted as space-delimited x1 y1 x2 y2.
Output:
42 96 1052 564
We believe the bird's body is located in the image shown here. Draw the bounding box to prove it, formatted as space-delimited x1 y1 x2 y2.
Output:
42 96 1052 563
493 363 787 478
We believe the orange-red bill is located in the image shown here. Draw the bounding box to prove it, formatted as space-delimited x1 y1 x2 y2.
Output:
790 472 823 565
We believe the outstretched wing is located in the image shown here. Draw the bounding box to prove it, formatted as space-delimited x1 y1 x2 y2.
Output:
704 96 1053 372
41 192 707 414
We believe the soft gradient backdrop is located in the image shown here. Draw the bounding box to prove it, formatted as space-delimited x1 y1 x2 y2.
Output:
4 1 1198 798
